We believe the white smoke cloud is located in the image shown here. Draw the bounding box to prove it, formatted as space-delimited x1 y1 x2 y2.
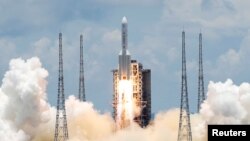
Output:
0 118 30 141
0 57 250 141
0 57 115 141
0 57 49 140
66 96 114 141
200 79 250 124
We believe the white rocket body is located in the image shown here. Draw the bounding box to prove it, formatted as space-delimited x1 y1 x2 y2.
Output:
119 17 131 80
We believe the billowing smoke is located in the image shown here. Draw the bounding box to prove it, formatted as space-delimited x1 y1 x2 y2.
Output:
0 57 250 141
200 79 250 124
0 57 114 141
0 57 54 141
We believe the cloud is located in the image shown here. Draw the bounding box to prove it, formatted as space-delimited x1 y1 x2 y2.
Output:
0 38 17 67
161 0 250 40
163 0 243 28
0 0 56 32
207 29 250 80
102 29 121 44
33 38 51 55
94 0 162 6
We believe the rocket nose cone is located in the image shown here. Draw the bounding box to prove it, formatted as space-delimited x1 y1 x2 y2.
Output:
122 16 127 23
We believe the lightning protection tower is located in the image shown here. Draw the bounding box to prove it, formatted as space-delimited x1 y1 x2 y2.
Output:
197 33 205 112
54 33 69 141
177 31 192 141
79 34 86 101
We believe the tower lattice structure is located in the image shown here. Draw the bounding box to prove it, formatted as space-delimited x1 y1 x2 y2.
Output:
54 33 69 141
79 34 86 101
197 33 205 112
177 31 192 141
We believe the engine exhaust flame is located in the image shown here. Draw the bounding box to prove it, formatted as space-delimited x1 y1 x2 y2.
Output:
116 80 134 129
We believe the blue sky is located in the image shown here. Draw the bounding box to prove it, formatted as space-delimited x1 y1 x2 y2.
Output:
0 0 250 114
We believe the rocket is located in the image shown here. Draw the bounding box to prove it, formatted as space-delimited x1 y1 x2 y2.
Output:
119 16 131 80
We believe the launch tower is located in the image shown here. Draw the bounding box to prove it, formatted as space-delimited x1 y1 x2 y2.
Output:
54 33 69 141
131 60 151 127
79 34 86 101
177 31 192 141
197 33 205 112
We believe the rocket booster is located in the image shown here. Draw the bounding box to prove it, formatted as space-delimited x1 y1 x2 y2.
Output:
119 17 131 80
